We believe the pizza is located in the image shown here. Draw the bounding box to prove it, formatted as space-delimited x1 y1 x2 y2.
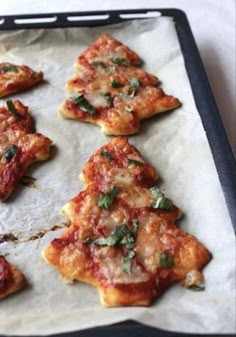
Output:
0 100 52 201
59 34 181 135
0 255 26 300
0 62 43 98
42 138 210 307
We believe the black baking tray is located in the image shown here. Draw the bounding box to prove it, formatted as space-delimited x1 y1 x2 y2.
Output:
0 8 235 337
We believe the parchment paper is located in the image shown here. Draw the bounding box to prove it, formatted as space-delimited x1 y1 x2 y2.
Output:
0 18 235 335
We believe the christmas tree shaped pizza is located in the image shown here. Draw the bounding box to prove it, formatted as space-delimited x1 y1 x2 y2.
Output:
42 138 210 307
59 35 181 135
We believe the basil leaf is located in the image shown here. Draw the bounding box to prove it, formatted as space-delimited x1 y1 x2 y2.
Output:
188 284 205 291
120 219 138 250
131 219 138 238
129 77 140 90
2 144 18 163
159 252 175 269
104 92 113 105
110 79 124 88
151 197 173 211
150 186 173 211
110 56 129 66
127 158 144 167
84 220 139 274
123 250 135 274
113 224 130 241
84 224 130 247
6 100 23 118
98 186 120 210
71 94 96 116
120 234 134 245
91 61 106 69
107 66 116 74
0 65 17 73
149 186 162 199
101 148 114 161
125 77 141 98
91 236 118 246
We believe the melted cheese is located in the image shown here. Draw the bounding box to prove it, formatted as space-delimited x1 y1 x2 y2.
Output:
86 91 109 108
108 168 133 185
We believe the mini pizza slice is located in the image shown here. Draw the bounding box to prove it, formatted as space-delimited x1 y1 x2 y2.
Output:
0 255 26 300
75 34 142 71
42 182 210 307
80 137 157 188
0 100 34 133
59 34 181 135
0 62 43 98
0 130 52 201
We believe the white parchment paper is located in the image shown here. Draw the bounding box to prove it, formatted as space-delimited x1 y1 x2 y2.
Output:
0 18 235 335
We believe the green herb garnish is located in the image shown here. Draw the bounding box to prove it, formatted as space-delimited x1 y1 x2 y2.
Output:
121 219 138 249
6 100 23 118
0 65 17 73
84 219 139 274
107 66 116 73
127 158 144 167
91 61 106 69
110 79 124 88
127 77 141 98
159 252 175 269
110 56 129 66
131 219 138 237
101 148 114 161
98 186 120 210
188 284 205 291
123 250 135 274
104 92 113 105
2 144 18 163
149 186 173 211
71 94 96 115
83 224 130 247
129 77 140 89
98 224 129 246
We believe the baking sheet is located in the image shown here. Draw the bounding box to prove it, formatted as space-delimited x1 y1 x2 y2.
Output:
0 17 235 335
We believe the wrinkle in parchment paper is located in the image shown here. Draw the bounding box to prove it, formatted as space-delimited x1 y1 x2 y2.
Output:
0 18 235 335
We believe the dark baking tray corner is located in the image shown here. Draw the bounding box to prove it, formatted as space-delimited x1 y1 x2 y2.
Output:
0 8 235 337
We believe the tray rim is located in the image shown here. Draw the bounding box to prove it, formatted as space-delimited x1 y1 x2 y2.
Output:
0 8 235 337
